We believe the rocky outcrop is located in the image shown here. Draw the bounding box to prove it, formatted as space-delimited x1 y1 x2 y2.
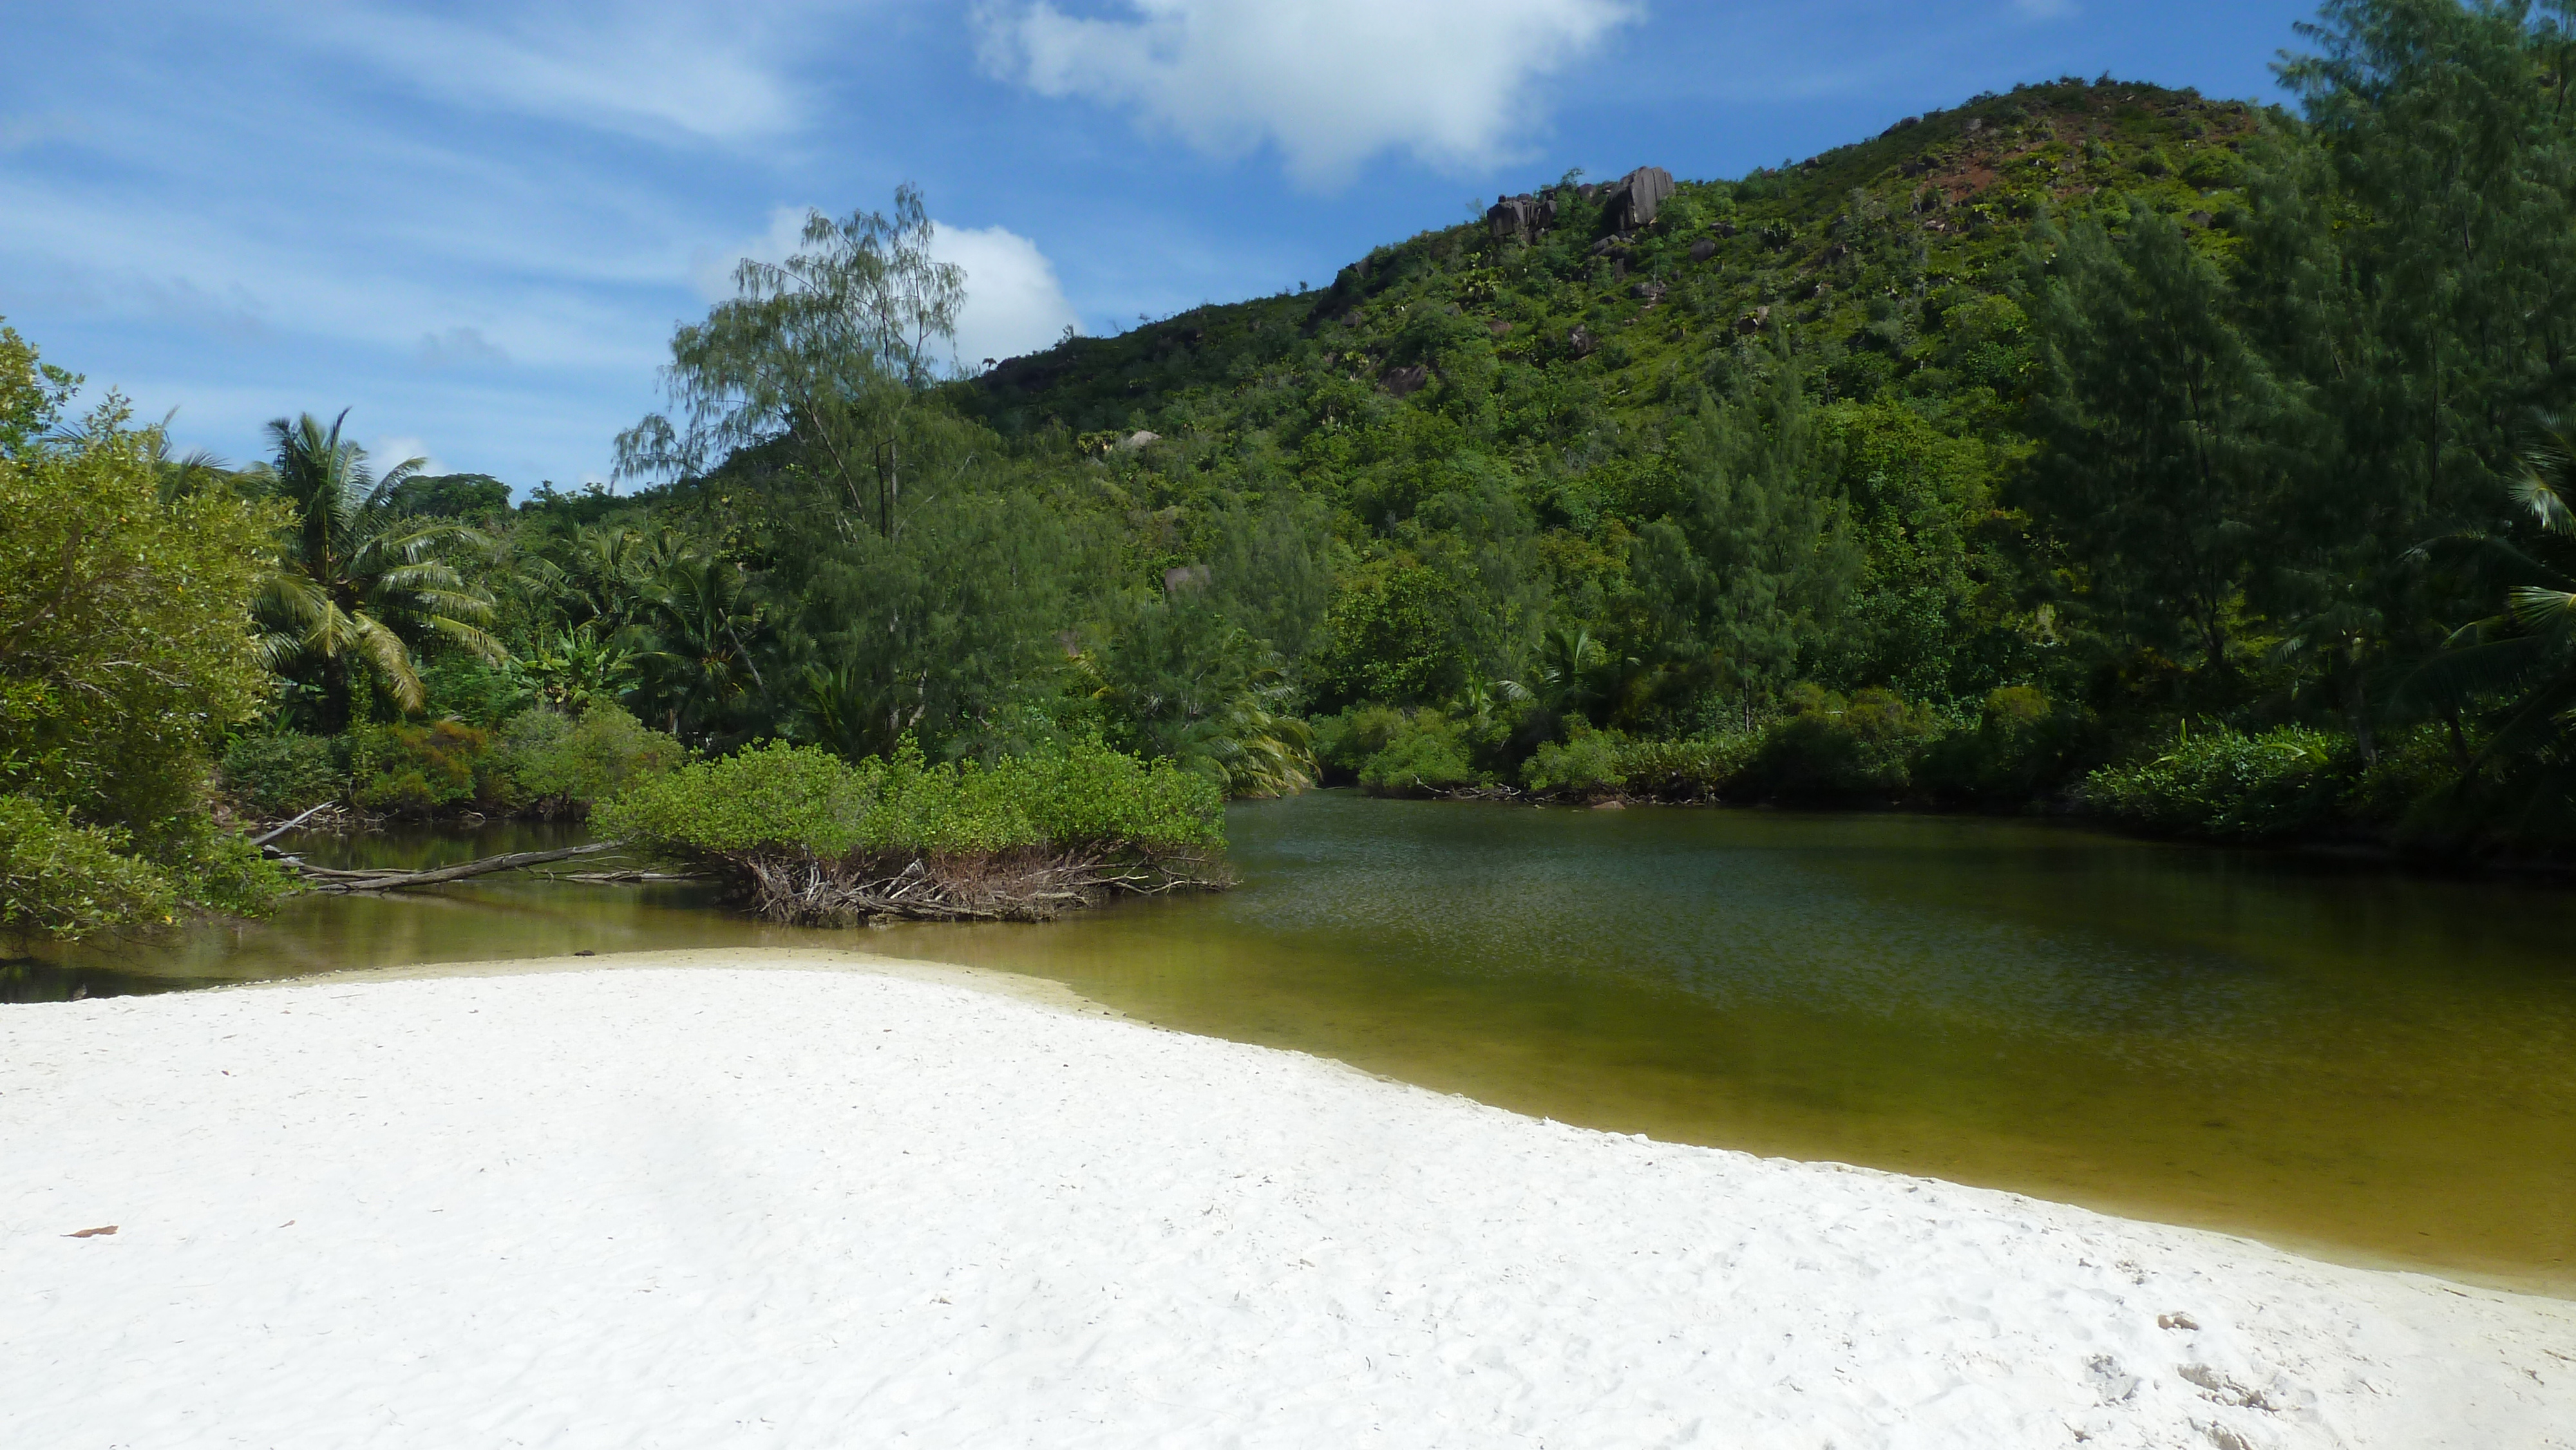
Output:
1566 326 1597 359
1689 239 1718 263
1380 364 1430 398
1603 167 1676 231
1486 191 1562 244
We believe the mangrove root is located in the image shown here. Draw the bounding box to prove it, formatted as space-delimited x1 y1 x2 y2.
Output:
720 847 1230 925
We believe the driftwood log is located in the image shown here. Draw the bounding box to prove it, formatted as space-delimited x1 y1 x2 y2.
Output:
286 841 631 894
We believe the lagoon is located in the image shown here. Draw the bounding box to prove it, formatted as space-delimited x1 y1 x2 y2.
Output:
15 791 2574 1292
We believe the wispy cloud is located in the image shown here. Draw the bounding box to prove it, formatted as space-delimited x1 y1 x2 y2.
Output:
0 113 87 153
973 0 1641 188
298 1 815 144
416 326 512 369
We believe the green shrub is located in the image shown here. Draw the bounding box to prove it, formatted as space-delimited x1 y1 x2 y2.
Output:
219 731 346 817
494 706 685 818
1615 733 1761 800
1521 727 1627 798
2344 725 2468 831
597 738 1225 862
348 719 497 816
161 816 295 919
1354 711 1477 796
2080 725 2356 842
1745 685 1947 800
1915 685 2088 805
0 793 177 939
1313 704 1410 776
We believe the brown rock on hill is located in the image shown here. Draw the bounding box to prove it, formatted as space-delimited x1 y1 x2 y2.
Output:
1604 167 1676 231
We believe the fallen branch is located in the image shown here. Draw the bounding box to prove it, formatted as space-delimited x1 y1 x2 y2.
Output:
289 840 629 894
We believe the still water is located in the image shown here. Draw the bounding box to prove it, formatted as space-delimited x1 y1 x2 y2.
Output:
12 793 2574 1292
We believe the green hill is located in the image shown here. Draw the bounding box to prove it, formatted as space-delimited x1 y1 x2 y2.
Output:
964 79 2264 446
929 80 2271 728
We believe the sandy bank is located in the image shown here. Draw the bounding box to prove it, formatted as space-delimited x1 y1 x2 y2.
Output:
4 954 2570 1448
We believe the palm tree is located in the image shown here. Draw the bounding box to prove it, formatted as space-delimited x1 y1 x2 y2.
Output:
254 410 503 730
630 549 765 743
1536 625 1608 717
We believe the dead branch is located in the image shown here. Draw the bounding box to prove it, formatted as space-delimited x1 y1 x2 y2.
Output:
289 840 629 894
249 802 337 848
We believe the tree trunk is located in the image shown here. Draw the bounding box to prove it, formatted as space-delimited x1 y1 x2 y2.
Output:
2342 662 2377 765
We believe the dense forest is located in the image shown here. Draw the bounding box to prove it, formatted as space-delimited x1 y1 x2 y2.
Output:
9 0 2576 939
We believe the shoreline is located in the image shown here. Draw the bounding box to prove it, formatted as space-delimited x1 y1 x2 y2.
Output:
7 952 2573 1446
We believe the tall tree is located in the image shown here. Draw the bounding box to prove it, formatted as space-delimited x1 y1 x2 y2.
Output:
2023 204 2285 675
1 381 286 934
1621 362 1860 727
2251 0 2576 709
614 186 966 530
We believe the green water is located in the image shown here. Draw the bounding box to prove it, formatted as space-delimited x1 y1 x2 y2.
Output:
12 794 2574 1292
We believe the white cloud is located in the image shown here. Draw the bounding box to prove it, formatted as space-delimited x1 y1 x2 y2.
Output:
929 223 1082 368
973 0 1639 188
696 207 1082 373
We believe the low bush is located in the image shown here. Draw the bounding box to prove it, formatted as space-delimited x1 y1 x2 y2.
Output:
1742 686 1946 800
348 720 497 816
493 706 685 818
219 731 346 818
1915 685 2090 807
2079 725 2357 842
1312 705 1408 778
1521 727 1627 798
1613 733 1761 800
596 739 1227 922
1317 706 1479 795
1356 711 1477 796
161 816 296 919
0 793 177 940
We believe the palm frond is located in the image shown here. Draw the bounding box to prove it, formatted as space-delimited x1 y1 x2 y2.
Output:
347 612 425 711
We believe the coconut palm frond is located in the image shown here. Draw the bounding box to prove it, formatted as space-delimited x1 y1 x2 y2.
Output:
422 614 509 663
347 612 426 711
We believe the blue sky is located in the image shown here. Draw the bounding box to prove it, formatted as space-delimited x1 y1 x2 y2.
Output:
2 0 2319 493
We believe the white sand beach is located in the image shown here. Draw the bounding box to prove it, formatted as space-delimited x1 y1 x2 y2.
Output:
4 950 2571 1449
